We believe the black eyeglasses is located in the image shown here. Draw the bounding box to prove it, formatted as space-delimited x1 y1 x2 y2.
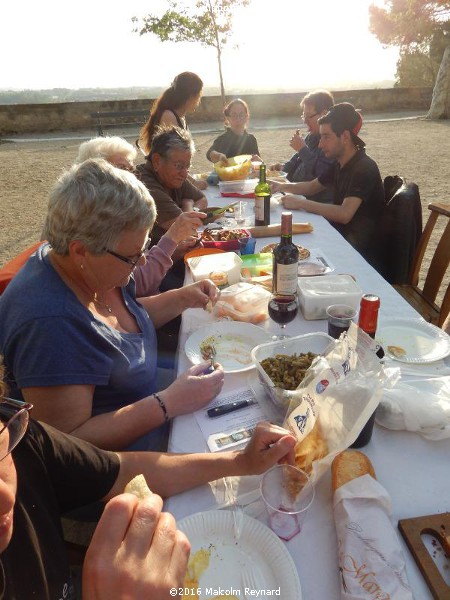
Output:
0 397 33 461
302 112 319 121
103 238 152 268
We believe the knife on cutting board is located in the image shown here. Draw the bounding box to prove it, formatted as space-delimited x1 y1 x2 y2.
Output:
246 223 313 237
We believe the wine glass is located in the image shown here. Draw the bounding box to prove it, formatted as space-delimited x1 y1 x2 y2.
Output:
268 293 298 340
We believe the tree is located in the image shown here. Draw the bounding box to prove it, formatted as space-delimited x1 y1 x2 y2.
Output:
369 1 450 118
132 0 249 106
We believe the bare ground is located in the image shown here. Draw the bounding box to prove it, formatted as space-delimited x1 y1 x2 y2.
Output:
1 118 449 301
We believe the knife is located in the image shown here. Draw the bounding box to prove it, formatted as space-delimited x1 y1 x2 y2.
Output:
207 399 256 418
205 202 240 219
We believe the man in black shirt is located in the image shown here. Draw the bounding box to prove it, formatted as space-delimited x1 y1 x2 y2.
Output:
0 385 296 599
271 103 385 269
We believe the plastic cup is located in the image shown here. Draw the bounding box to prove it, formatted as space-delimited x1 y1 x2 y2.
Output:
234 201 247 225
260 464 314 541
239 237 257 255
326 304 357 339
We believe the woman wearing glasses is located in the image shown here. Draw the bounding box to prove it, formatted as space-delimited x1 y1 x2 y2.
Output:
0 159 224 452
136 125 208 258
206 98 261 164
270 90 335 203
0 361 296 599
75 135 205 296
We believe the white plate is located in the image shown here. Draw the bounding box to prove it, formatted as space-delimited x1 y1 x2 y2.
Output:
377 318 450 364
185 322 271 373
178 510 302 599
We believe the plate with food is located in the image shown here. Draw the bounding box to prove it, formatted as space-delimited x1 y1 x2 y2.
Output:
376 318 450 363
260 243 310 260
178 510 302 599
185 321 271 373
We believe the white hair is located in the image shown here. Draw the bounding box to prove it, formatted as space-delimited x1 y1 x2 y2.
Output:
75 136 137 165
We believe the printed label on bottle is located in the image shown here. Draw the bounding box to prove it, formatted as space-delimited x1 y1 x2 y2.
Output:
276 263 298 294
254 196 264 221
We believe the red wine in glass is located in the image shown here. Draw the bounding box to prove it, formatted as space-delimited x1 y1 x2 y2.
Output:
268 294 298 339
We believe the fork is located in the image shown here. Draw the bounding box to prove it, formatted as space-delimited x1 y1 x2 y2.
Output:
241 568 260 599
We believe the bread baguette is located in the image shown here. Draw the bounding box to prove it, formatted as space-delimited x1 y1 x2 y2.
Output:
124 474 151 500
331 450 376 492
246 223 313 237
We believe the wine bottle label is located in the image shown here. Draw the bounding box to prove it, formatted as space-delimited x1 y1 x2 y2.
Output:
275 263 298 294
254 196 264 221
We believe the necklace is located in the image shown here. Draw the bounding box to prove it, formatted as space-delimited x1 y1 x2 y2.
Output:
93 293 113 314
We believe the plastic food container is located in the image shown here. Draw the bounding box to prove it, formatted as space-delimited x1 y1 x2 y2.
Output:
240 253 273 278
297 274 363 320
212 281 271 324
251 333 334 410
201 229 251 251
186 251 242 285
219 180 255 197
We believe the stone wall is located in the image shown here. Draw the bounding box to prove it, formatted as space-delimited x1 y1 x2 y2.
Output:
0 87 433 135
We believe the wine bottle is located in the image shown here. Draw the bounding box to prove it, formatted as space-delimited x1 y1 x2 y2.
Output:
272 211 299 295
254 164 270 227
350 293 381 449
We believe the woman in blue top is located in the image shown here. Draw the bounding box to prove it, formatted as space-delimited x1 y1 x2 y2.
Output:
0 158 224 451
206 98 262 164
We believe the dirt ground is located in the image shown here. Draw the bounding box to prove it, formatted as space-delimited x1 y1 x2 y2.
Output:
1 118 449 301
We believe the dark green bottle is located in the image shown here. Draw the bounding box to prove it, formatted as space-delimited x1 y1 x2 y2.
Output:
254 164 270 226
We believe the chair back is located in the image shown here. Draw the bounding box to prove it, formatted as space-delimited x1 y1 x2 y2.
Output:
378 176 422 284
409 202 450 305
0 241 42 294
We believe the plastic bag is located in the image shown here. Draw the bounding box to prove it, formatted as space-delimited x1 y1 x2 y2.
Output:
282 323 387 484
376 376 450 440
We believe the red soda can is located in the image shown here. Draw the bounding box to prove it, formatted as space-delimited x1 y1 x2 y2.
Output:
358 294 380 339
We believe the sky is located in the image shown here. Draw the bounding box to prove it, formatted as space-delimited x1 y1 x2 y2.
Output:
1 0 399 92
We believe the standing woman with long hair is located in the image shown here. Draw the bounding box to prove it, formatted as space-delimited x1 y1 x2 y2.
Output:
139 72 206 189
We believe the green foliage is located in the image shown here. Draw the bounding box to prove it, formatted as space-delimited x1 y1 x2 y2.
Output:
369 1 450 87
132 0 250 102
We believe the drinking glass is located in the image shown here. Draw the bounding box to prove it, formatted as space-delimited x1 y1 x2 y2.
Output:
268 293 298 340
234 201 247 225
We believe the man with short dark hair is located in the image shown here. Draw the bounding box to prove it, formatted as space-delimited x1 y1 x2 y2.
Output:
271 102 385 269
270 90 335 203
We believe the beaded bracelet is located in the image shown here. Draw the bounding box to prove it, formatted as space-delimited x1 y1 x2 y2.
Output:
153 392 170 423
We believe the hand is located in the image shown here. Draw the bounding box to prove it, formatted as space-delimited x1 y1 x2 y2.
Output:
237 421 297 475
194 197 208 211
215 153 228 164
166 212 206 244
164 362 225 416
290 130 306 153
270 180 284 194
282 194 304 210
270 162 283 171
82 491 190 600
180 279 221 310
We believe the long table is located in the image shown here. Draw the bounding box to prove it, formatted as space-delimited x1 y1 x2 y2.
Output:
166 186 450 599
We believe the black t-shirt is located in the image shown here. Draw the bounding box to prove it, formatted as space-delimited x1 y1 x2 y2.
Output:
206 128 260 161
318 149 384 267
0 421 120 600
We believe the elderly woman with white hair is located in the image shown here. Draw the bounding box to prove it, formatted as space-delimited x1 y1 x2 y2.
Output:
75 136 205 296
0 159 224 452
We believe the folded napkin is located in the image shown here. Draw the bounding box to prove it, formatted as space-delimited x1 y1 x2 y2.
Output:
377 376 450 439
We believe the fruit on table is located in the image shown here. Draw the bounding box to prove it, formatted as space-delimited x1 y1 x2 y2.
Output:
214 154 252 181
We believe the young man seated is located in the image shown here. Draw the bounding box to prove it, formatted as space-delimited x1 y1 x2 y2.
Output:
271 103 385 270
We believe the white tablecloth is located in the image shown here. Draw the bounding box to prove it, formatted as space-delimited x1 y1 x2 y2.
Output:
166 186 450 600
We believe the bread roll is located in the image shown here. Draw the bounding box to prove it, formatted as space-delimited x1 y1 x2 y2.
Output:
331 450 376 492
124 474 151 500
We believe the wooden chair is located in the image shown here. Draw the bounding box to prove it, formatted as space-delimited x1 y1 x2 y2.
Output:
394 202 450 327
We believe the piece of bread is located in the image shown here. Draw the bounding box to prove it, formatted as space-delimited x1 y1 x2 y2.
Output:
124 474 151 500
331 450 376 492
